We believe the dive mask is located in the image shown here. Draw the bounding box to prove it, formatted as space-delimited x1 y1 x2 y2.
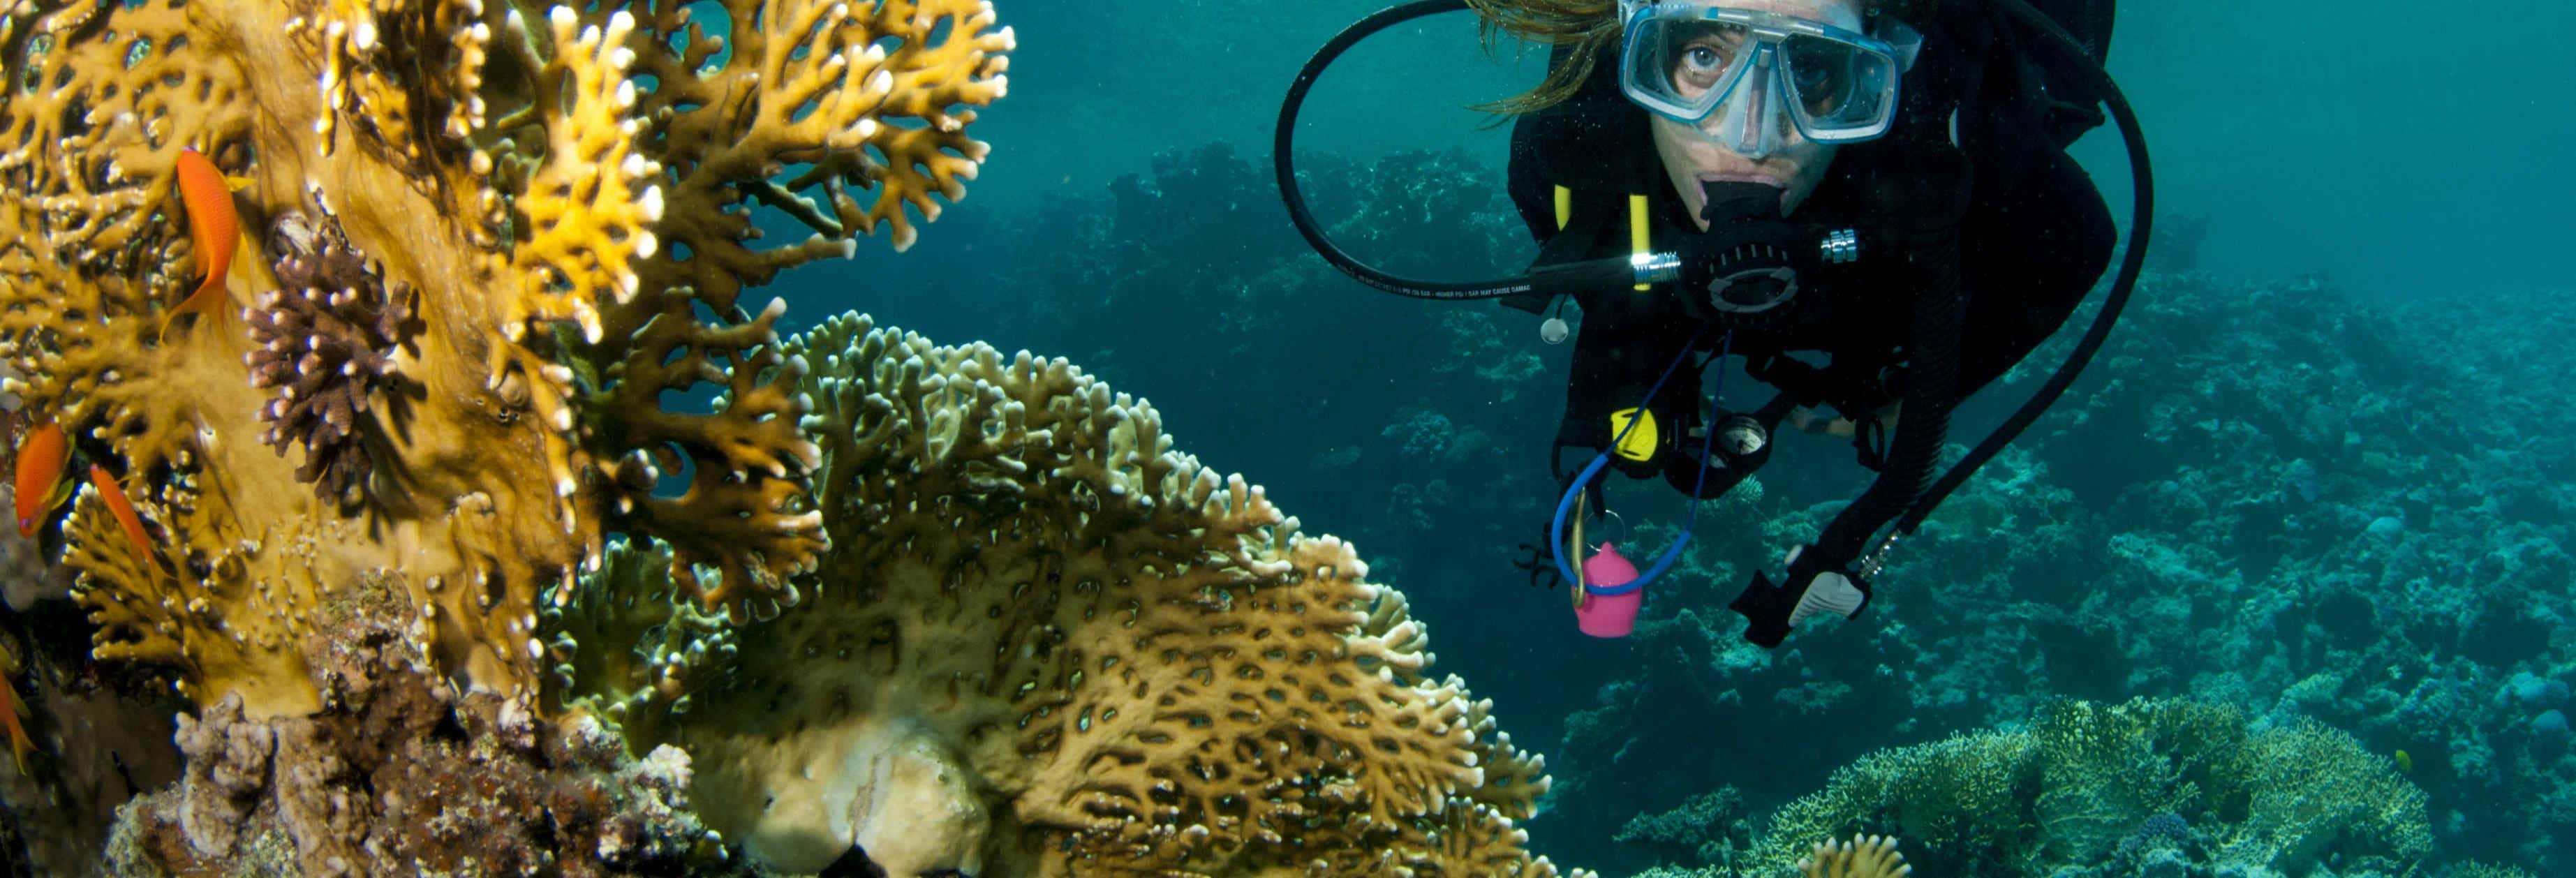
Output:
1617 1 1919 156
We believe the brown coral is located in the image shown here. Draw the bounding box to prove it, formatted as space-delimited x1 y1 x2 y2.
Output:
246 208 417 506
552 315 1571 877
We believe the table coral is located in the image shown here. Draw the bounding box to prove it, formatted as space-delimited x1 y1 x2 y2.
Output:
0 0 1009 715
547 313 1575 877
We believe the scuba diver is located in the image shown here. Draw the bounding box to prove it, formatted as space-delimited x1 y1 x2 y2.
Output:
1275 0 2150 647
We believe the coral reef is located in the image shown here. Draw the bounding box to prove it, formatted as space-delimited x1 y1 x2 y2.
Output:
103 572 720 877
6 9 1591 872
544 314 1576 876
0 0 1006 717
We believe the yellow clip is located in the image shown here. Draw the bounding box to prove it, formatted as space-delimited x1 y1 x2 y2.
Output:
1608 408 1658 461
1553 185 1572 232
1628 195 1652 290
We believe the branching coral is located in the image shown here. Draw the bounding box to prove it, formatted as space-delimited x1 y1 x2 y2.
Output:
1798 834 1911 878
0 0 1010 716
1752 697 2429 877
459 0 1015 615
247 208 417 505
547 314 1572 877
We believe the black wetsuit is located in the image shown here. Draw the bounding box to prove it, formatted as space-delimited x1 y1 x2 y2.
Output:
1504 33 2117 495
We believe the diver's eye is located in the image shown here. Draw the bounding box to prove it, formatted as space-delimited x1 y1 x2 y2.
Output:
1670 44 1733 94
1793 60 1833 91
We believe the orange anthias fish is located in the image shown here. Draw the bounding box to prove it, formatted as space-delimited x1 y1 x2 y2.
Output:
158 147 239 340
0 641 28 775
13 422 71 537
87 466 156 570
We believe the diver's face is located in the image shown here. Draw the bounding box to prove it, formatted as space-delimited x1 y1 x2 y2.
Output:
1648 0 1862 224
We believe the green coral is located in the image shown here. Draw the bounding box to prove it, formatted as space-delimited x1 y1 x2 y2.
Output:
2443 863 2535 878
2228 717 2434 865
1748 697 2429 877
1617 787 1756 869
2031 698 2246 863
1756 729 2041 875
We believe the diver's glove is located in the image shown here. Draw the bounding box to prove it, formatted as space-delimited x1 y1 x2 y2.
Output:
1729 544 1874 648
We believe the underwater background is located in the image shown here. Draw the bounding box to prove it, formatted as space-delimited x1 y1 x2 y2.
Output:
777 0 2576 875
1 0 2572 872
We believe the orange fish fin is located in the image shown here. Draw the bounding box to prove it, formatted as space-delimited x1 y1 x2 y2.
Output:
40 476 71 518
87 465 156 567
156 278 226 341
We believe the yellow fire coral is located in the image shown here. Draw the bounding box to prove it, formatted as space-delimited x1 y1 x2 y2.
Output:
547 313 1575 877
0 0 1009 715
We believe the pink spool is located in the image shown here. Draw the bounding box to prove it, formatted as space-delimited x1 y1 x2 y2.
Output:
1575 542 1643 639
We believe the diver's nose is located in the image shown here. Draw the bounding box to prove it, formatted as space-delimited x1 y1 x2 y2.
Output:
1701 54 1788 160
1731 68 1772 156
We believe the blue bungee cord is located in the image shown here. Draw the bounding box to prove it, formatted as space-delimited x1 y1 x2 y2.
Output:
1551 331 1733 596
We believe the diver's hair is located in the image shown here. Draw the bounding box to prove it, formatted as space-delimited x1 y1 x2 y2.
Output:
1466 0 1928 117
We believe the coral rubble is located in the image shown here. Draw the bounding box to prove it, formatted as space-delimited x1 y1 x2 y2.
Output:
103 572 720 876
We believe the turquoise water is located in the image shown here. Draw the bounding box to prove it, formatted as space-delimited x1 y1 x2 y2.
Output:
750 0 2576 874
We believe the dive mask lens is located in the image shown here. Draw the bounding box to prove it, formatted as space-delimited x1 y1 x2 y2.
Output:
1618 3 1902 144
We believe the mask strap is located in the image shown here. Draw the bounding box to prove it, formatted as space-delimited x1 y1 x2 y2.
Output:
1880 19 1925 71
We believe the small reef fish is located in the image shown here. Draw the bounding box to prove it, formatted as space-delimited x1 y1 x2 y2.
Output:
0 641 27 774
13 422 70 537
158 147 242 341
87 465 157 570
